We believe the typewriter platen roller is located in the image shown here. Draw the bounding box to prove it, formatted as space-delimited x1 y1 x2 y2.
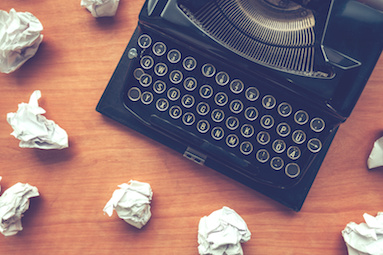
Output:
97 0 383 211
180 0 328 77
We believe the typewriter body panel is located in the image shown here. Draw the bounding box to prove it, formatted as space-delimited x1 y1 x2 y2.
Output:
97 0 383 211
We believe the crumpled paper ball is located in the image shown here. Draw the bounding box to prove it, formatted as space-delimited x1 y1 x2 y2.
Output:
81 0 120 18
103 180 153 229
367 137 383 169
342 212 383 255
0 8 43 74
198 206 251 255
0 182 39 236
7 90 69 149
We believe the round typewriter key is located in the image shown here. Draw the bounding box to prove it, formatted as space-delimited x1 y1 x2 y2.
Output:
214 92 228 106
169 70 183 84
167 87 180 101
278 102 292 117
229 100 244 114
287 146 301 160
133 68 145 80
184 77 198 91
272 139 286 153
262 95 276 109
138 34 152 48
226 134 239 148
167 49 182 64
197 120 210 133
310 117 325 132
154 63 168 77
153 80 166 94
245 87 259 101
152 42 167 56
215 71 230 86
196 102 210 116
169 106 182 119
139 74 152 87
182 112 195 126
141 91 153 105
241 124 254 138
211 127 224 140
307 138 322 153
226 116 240 130
294 110 309 125
257 131 270 145
260 115 274 129
244 107 259 121
201 63 216 78
285 163 300 178
230 79 244 94
199 85 214 99
292 130 306 144
168 49 181 64
127 87 141 101
240 141 253 155
181 94 195 108
270 157 284 171
156 98 169 111
256 149 269 163
276 123 291 137
128 48 138 59
211 109 225 123
183 56 197 71
140 55 154 70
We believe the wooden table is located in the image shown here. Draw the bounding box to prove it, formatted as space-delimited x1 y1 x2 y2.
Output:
1 1 382 254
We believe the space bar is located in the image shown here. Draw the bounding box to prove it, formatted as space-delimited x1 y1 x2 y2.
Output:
149 114 252 169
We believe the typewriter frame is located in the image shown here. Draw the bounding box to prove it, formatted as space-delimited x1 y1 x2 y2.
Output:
97 0 383 211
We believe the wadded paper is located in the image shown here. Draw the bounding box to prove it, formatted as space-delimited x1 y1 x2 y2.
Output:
198 206 251 255
81 0 120 18
0 8 43 74
7 90 69 149
103 180 153 229
0 182 39 236
367 137 383 169
342 212 383 255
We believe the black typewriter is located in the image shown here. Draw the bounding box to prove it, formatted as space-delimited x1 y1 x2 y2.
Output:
97 0 383 211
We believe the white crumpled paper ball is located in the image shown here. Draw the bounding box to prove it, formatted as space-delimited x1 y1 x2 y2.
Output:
367 137 383 169
198 206 251 255
0 182 39 236
81 0 120 18
342 212 383 255
103 180 153 229
0 8 43 74
7 90 69 150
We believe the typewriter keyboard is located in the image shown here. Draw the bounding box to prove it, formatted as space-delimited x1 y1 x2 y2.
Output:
123 32 332 188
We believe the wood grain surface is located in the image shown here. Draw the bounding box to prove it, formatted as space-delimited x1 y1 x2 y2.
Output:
0 1 382 254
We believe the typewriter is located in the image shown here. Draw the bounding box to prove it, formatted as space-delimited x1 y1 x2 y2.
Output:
97 0 383 211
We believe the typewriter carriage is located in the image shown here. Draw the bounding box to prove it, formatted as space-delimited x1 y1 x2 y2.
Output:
145 0 383 117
